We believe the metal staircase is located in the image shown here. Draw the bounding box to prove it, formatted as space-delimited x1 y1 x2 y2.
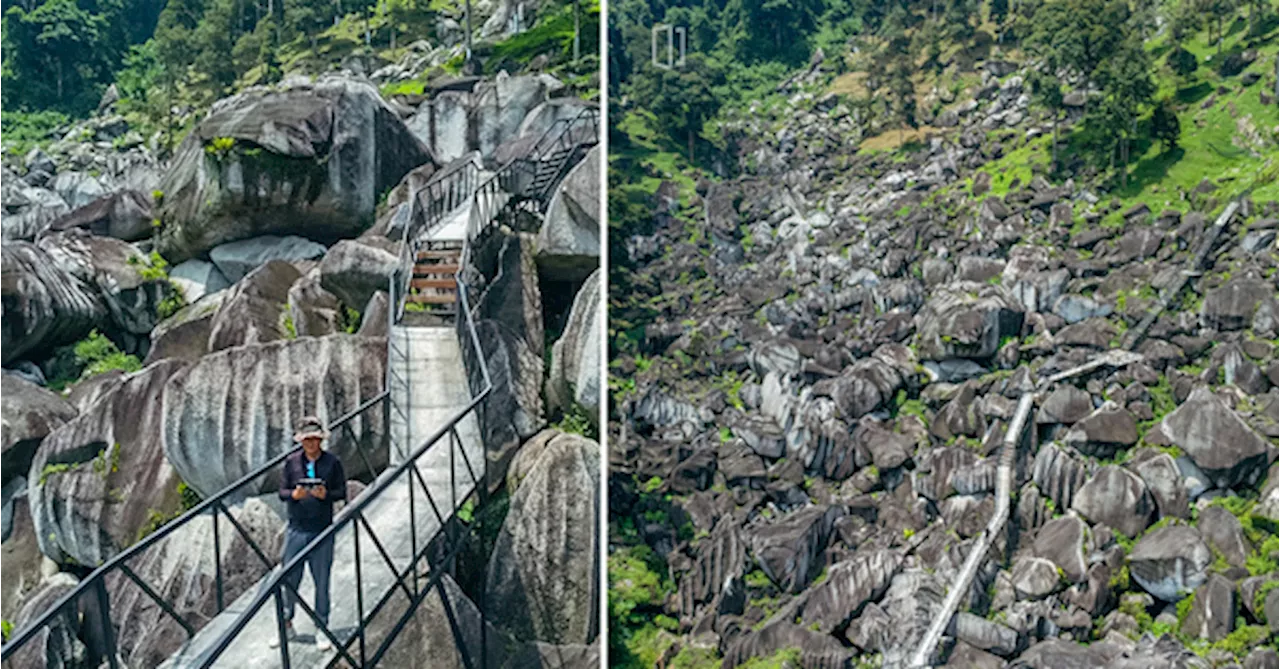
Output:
0 103 599 669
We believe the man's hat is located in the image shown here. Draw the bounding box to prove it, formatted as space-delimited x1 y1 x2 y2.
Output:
293 416 329 442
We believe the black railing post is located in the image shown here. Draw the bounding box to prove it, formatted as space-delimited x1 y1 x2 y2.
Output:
274 590 292 669
354 518 367 667
409 459 418 598
212 510 225 612
94 578 120 669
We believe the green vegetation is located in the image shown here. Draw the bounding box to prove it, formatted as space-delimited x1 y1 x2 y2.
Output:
38 462 76 485
75 330 142 377
552 402 599 440
0 619 11 642
609 544 675 667
0 109 69 157
739 648 803 669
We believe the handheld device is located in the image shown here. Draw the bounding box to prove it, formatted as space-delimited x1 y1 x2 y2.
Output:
298 477 325 490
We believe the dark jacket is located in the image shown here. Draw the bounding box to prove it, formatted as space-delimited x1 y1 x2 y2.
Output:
278 450 347 532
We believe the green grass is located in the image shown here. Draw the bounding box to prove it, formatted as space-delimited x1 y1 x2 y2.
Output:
53 331 142 388
1 109 69 157
609 543 677 668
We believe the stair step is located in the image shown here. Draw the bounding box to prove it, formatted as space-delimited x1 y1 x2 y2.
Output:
411 278 457 290
416 249 461 260
406 292 457 304
413 263 459 275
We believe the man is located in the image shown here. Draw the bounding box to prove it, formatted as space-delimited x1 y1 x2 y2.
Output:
269 416 346 652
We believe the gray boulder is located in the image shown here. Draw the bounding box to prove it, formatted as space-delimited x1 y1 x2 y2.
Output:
915 281 1024 360
29 359 191 566
208 234 326 283
485 431 599 645
2 493 54 622
951 611 1020 657
2 376 77 487
168 259 231 303
546 269 600 427
1012 556 1062 599
45 190 153 241
1163 387 1271 489
407 74 562 163
104 498 283 667
162 334 387 497
1064 403 1138 459
1130 452 1189 520
1202 278 1273 331
1071 465 1156 538
144 291 226 365
2 186 70 241
1180 573 1236 641
1129 524 1211 601
1034 514 1090 583
2 234 169 364
318 236 401 310
797 549 901 633
1197 505 1251 569
287 271 343 337
468 318 546 484
156 76 433 262
50 171 107 210
52 232 175 340
537 145 600 282
751 505 845 594
5 572 83 669
206 260 301 352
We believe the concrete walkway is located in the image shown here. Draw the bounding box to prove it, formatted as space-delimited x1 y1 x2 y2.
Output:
160 202 483 667
160 325 482 669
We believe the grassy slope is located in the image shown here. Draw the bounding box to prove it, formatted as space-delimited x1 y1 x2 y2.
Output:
608 7 1278 668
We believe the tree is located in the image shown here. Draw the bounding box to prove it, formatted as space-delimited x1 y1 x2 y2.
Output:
1203 0 1234 56
1150 98 1181 151
1093 37 1155 188
1027 0 1131 114
886 55 917 145
2 0 110 112
629 53 724 163
1029 68 1065 173
1167 45 1198 80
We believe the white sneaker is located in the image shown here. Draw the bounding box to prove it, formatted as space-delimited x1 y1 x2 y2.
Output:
316 636 333 652
267 624 296 649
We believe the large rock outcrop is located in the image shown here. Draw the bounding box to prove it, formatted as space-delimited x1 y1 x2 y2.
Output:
485 431 600 645
1129 524 1212 602
2 233 172 364
546 269 600 427
318 236 401 310
1162 387 1272 489
162 334 387 497
537 145 600 282
156 76 434 262
45 190 154 242
406 74 564 163
29 359 191 566
2 375 78 486
915 282 1024 360
103 498 283 668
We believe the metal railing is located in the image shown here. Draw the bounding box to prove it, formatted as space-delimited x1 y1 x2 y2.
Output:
183 109 508 668
0 394 390 668
465 107 599 268
3 96 595 669
190 279 491 669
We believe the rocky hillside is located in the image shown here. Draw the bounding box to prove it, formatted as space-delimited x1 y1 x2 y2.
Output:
607 3 1279 668
1 3 601 664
